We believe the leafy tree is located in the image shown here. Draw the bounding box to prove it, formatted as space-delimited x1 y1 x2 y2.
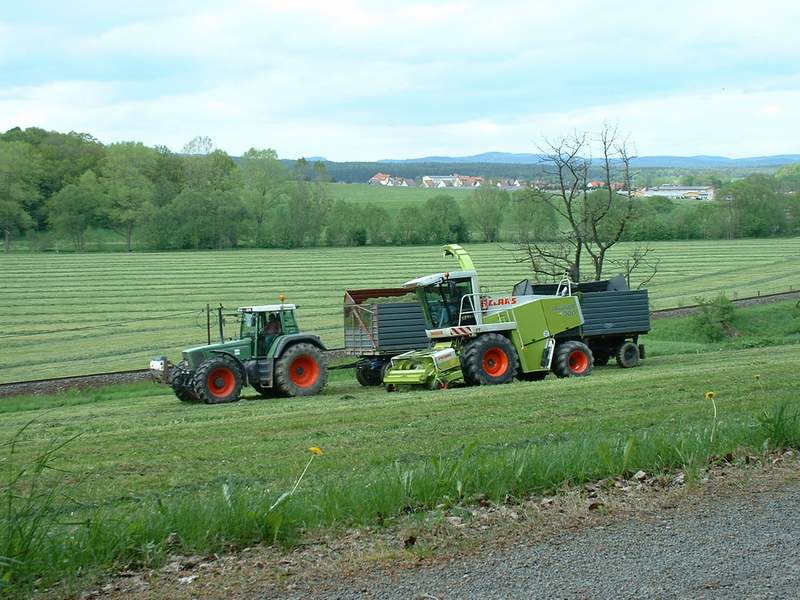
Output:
776 163 800 194
46 170 103 251
511 189 558 243
169 188 248 249
100 142 159 251
423 194 468 243
362 202 390 245
325 200 367 246
0 201 31 252
151 145 185 207
464 186 509 242
47 170 103 252
285 180 329 247
0 141 42 250
240 148 289 246
717 175 786 238
392 205 426 245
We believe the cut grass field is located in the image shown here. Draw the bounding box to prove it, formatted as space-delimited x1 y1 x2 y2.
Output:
2 340 800 594
1 238 799 383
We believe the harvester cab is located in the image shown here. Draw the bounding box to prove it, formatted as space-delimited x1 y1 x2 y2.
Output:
150 300 328 404
383 244 595 389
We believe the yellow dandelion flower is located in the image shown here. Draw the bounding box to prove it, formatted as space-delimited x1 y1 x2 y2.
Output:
309 446 324 456
705 391 716 401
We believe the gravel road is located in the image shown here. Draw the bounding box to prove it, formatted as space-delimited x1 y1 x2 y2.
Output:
306 481 800 600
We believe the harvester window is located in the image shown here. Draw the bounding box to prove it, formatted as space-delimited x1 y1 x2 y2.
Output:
420 279 476 328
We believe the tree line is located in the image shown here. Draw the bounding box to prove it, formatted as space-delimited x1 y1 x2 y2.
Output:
1 126 799 253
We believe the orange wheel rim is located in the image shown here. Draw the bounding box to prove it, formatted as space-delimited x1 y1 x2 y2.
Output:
208 367 236 397
568 350 589 374
482 347 509 377
289 355 320 387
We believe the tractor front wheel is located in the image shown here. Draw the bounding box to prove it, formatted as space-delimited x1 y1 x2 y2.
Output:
461 333 519 386
552 341 594 378
170 362 198 402
193 356 243 404
274 343 328 397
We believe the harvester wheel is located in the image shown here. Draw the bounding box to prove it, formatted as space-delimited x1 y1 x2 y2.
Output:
616 342 640 368
193 355 244 404
552 341 594 378
461 333 519 386
274 343 328 397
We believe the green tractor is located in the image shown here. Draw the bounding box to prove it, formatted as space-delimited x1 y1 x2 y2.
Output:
150 301 328 403
383 244 594 389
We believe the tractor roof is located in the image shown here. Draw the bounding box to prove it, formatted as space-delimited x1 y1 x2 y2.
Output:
403 270 477 289
238 304 296 313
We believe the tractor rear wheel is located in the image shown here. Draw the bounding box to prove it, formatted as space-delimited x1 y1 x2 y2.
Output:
616 342 640 368
193 355 243 404
460 333 519 386
552 341 593 378
274 343 328 397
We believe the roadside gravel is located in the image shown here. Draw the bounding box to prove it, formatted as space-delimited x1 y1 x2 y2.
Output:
305 480 800 600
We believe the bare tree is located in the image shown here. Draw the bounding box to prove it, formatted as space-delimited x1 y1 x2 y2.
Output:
514 125 645 283
607 245 660 289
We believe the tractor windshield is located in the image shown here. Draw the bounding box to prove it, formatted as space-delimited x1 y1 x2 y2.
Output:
417 278 476 329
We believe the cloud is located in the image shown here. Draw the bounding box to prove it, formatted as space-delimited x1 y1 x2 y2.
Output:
1 1 799 158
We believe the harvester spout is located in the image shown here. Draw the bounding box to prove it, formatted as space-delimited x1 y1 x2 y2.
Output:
442 244 475 271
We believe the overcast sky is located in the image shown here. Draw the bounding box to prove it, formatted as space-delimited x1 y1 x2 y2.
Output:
1 1 798 160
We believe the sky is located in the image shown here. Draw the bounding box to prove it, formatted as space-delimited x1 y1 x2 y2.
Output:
1 0 799 160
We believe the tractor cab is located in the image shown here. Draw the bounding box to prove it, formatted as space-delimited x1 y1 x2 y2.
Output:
238 304 300 356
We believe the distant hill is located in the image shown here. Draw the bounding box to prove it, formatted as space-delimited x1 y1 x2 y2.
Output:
376 152 800 169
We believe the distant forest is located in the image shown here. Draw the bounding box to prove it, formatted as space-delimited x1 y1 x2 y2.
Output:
1 126 799 253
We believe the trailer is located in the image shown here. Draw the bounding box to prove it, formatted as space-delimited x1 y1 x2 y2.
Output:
343 288 431 385
511 276 651 367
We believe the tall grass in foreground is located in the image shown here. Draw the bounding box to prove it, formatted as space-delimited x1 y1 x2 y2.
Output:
2 404 800 596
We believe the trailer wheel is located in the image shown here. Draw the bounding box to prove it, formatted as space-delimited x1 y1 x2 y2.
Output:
274 343 328 397
461 333 519 385
193 356 243 404
552 341 594 378
355 361 382 386
616 342 640 368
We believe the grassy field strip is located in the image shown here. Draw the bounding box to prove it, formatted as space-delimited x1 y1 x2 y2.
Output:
2 342 799 593
1 240 798 382
2 345 796 510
